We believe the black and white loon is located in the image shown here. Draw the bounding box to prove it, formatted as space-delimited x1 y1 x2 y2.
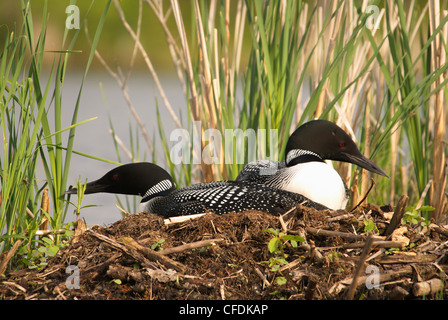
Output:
236 120 388 210
66 162 327 218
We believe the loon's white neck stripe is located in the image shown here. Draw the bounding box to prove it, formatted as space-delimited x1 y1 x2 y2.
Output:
286 148 321 165
143 179 174 199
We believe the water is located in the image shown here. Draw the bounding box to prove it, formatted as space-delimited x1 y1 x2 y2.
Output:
59 72 185 227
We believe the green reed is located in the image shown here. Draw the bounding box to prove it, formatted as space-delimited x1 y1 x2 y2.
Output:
103 0 447 221
0 0 110 256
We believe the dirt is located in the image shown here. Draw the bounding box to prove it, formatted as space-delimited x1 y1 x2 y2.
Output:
1 202 447 300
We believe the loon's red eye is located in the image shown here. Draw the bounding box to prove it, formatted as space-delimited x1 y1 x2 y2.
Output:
113 174 119 181
339 142 345 148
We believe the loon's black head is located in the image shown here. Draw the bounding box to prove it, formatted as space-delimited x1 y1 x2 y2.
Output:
285 120 388 177
66 162 176 201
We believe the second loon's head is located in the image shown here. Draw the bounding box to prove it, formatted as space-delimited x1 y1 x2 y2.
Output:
66 162 176 202
285 120 388 177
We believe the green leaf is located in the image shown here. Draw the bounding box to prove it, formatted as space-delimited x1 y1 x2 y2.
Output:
418 206 435 212
47 245 59 257
268 238 279 253
42 237 54 245
276 277 287 286
282 235 305 243
362 219 379 233
264 228 279 236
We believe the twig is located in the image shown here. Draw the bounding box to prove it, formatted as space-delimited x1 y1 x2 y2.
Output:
346 234 374 300
278 206 296 233
343 240 405 249
158 238 225 255
415 180 432 210
26 207 35 219
88 231 186 272
305 226 383 241
220 283 226 300
115 203 131 217
327 213 354 222
0 239 23 276
350 178 375 212
383 195 409 237
164 213 206 226
374 253 438 264
108 130 133 161
35 229 66 236
278 257 302 273
3 281 26 293
118 236 186 272
279 214 288 233
254 267 271 287
55 286 68 300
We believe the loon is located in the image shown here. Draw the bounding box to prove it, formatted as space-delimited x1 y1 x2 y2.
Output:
236 120 388 210
66 162 328 218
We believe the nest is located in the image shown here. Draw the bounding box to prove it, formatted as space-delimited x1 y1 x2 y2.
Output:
1 197 447 300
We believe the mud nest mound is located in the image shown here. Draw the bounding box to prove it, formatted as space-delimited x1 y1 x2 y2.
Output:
1 198 447 300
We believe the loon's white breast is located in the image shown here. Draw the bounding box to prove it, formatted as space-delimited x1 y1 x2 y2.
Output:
274 162 348 210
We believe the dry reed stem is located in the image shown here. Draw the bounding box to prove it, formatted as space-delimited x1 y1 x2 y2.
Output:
171 0 199 120
112 0 182 130
429 0 447 221
145 0 187 92
39 188 49 232
194 0 220 181
85 2 154 154
0 239 23 276
346 234 374 300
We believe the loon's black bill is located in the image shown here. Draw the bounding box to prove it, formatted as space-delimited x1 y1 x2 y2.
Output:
342 152 389 178
65 185 77 195
64 179 108 195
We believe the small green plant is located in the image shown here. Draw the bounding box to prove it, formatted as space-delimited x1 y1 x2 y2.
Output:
402 204 434 226
327 251 342 263
262 228 304 285
361 219 379 234
150 239 165 251
67 178 99 218
265 228 305 257
18 234 69 270
15 222 74 270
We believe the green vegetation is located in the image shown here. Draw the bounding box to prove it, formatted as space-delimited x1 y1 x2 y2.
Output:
361 219 379 234
68 178 98 218
99 0 447 223
150 239 165 251
0 0 111 264
263 228 304 285
403 203 433 226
